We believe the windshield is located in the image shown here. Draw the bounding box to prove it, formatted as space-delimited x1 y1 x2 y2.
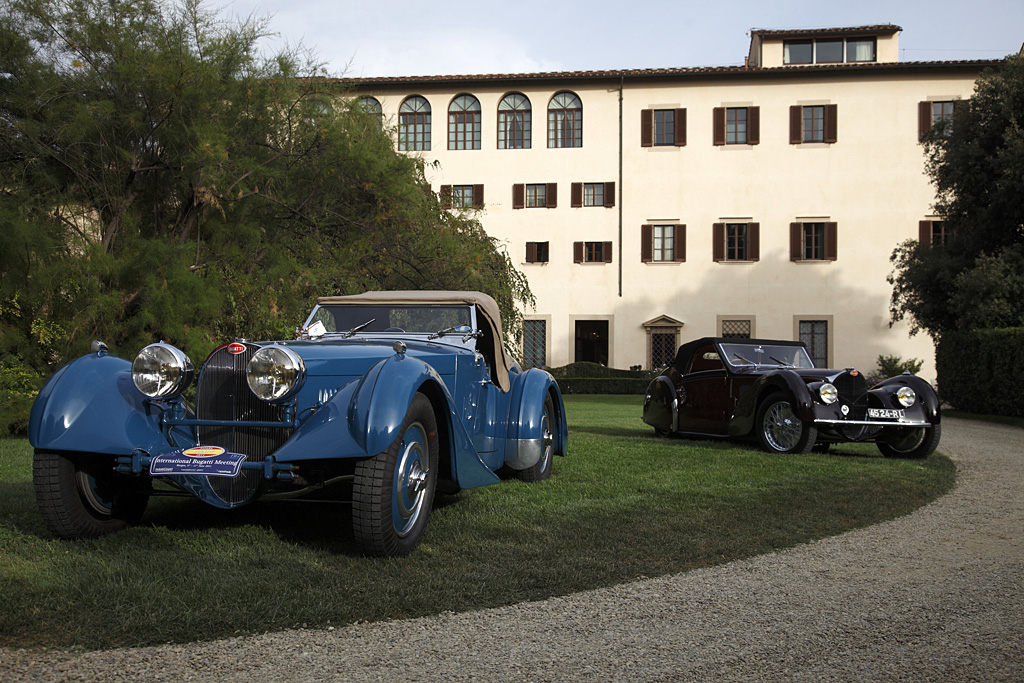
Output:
719 343 815 369
303 304 474 336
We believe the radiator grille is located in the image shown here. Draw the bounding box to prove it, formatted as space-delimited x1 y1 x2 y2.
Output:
196 343 291 505
833 371 869 420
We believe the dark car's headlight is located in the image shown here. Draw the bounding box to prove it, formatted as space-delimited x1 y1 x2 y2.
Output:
818 383 838 405
132 342 194 398
246 346 305 402
896 386 917 407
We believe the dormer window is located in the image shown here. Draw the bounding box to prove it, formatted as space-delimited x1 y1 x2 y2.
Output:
783 36 877 64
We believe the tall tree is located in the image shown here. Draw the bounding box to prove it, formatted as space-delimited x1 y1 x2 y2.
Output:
0 0 532 432
888 53 1024 337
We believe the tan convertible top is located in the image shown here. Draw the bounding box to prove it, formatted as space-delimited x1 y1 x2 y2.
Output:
316 291 514 392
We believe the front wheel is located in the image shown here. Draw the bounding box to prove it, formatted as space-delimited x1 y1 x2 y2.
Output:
511 396 556 482
33 450 150 539
756 396 817 454
352 393 439 556
877 423 941 459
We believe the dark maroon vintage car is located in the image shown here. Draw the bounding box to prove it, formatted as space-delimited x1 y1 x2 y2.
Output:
642 337 940 457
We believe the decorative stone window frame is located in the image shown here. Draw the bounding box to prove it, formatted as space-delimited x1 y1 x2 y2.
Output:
643 315 684 370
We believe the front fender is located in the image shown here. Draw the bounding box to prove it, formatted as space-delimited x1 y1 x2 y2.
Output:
28 352 179 455
872 374 941 424
503 369 568 469
732 370 815 436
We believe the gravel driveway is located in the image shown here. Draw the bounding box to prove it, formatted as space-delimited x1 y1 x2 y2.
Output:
3 417 1022 682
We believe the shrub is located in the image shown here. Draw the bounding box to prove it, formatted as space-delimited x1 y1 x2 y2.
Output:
546 362 657 394
865 354 925 385
936 328 1024 418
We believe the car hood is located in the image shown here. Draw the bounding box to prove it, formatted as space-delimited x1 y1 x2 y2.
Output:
256 338 466 377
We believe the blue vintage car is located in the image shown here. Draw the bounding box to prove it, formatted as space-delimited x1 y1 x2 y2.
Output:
29 291 568 556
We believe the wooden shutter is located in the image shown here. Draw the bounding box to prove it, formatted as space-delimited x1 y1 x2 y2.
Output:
919 220 933 245
546 183 557 208
825 222 838 260
713 108 725 146
674 224 687 261
918 101 932 139
748 223 760 261
675 108 687 146
790 222 803 261
604 182 615 207
747 107 760 145
713 223 725 261
603 241 613 263
790 106 802 144
573 241 584 263
824 105 838 144
641 109 653 147
473 184 484 208
512 183 524 209
440 185 452 209
526 242 537 263
641 225 653 262
571 182 583 207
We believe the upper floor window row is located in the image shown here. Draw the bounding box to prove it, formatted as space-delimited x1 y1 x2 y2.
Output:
395 91 583 152
783 37 876 65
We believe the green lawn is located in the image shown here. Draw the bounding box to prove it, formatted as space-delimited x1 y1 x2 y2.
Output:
0 395 955 650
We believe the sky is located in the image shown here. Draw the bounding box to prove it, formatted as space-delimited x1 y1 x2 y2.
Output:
223 0 1023 78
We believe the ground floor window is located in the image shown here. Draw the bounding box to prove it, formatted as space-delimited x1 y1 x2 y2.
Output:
799 319 829 367
643 315 683 370
523 319 547 369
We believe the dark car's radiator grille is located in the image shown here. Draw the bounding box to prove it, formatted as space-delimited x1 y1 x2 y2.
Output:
196 343 291 505
834 371 869 419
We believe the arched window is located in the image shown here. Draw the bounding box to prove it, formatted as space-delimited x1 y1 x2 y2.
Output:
399 96 430 151
357 96 383 129
498 93 531 149
448 94 481 150
548 91 582 148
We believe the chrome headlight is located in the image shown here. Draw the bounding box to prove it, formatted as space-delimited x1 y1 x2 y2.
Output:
818 383 838 405
132 343 194 398
246 345 305 402
896 386 917 407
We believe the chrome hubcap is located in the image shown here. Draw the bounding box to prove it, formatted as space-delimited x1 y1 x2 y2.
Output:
393 422 429 538
764 401 802 452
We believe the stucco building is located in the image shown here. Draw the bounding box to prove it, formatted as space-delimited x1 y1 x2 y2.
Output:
346 25 1000 380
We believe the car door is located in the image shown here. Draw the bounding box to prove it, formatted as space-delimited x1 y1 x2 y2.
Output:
676 344 731 435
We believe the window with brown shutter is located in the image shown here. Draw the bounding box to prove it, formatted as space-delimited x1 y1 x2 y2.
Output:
440 185 452 209
713 223 725 261
473 184 484 208
573 241 584 263
790 222 802 260
526 242 537 263
641 109 653 147
602 241 613 263
824 105 837 143
825 222 837 260
713 108 726 146
675 225 687 261
790 106 802 144
512 183 525 209
644 224 686 263
748 222 760 260
919 220 933 244
918 101 932 139
747 108 760 145
604 182 615 207
641 225 653 262
546 183 557 208
571 182 583 207
674 109 687 146
526 241 549 263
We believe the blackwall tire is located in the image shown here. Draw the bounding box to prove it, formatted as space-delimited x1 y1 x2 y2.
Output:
877 423 941 459
33 450 149 539
756 396 817 455
352 393 439 556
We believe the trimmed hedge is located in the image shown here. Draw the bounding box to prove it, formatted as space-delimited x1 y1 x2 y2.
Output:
546 362 658 394
936 328 1024 418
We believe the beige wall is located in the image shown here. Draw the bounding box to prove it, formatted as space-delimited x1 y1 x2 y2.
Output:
357 64 981 382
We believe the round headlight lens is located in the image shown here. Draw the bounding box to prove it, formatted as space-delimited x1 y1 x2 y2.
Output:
132 343 193 398
246 346 305 402
896 386 917 407
819 383 838 405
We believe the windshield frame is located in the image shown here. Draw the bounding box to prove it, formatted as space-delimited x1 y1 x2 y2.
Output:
301 303 480 349
718 341 815 371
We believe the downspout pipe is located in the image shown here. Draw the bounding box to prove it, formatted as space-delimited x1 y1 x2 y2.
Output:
618 76 624 298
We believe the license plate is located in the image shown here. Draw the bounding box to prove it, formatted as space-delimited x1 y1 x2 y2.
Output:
868 408 905 420
149 446 247 477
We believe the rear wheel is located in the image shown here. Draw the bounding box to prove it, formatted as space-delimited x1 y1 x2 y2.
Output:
33 450 149 539
756 396 817 455
877 423 941 459
352 393 439 556
511 396 555 483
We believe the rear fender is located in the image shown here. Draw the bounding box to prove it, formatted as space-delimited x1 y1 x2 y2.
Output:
28 352 187 455
503 369 568 469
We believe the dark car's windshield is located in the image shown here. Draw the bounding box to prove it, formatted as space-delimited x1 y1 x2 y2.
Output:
720 343 815 369
304 304 473 336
